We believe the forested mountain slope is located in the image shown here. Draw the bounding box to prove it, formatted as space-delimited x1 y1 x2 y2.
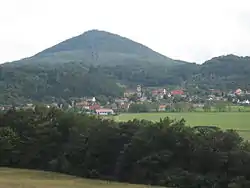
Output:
12 30 181 67
102 54 250 89
1 29 250 104
0 30 184 103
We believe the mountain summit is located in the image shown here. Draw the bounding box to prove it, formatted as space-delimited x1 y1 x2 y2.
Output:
37 30 164 58
20 29 179 66
0 29 186 104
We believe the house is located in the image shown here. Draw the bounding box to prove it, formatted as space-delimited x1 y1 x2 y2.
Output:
95 108 114 115
82 106 90 110
152 89 167 96
158 105 166 111
171 90 184 96
75 101 89 108
120 102 130 110
235 88 242 95
74 97 97 108
152 90 159 95
242 100 250 105
89 104 101 111
151 89 167 100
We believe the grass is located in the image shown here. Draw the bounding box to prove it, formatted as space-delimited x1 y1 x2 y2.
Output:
194 105 250 112
0 168 157 188
115 112 250 140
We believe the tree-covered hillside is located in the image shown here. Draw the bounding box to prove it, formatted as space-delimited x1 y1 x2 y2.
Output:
102 54 250 90
1 30 250 104
0 63 123 104
0 30 185 103
197 55 250 89
13 30 181 67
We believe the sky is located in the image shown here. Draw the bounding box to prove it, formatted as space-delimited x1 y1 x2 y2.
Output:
0 0 250 64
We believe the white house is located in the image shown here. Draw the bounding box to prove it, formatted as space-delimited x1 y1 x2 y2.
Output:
95 108 114 115
242 100 250 105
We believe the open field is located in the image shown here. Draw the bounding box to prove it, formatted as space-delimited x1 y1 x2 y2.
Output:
193 105 250 112
0 168 157 188
115 112 250 139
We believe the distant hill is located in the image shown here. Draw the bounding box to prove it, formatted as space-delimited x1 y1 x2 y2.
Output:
102 54 250 89
1 30 250 104
197 55 250 89
15 29 181 67
0 30 185 104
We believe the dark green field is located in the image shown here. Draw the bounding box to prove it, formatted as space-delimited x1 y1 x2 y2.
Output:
115 112 250 139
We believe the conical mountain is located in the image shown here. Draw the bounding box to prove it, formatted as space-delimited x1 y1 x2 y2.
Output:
18 29 181 66
3 30 250 104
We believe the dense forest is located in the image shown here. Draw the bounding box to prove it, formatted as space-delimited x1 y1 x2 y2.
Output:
102 54 250 89
1 30 250 104
0 63 124 104
1 54 250 104
1 107 250 187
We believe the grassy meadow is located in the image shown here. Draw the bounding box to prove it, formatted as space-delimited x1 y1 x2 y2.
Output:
114 112 250 139
0 168 156 188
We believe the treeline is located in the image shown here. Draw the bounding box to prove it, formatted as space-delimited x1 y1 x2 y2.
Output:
1 107 250 187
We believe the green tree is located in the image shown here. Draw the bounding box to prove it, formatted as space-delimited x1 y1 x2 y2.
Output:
128 103 150 113
203 103 212 112
0 108 250 187
128 94 138 102
215 101 227 112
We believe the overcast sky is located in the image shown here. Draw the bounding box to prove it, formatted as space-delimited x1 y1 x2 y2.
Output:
0 0 250 64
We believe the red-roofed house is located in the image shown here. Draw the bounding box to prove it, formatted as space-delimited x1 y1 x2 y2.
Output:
235 88 242 95
89 104 101 111
152 90 159 95
152 89 167 95
75 101 88 108
171 90 184 95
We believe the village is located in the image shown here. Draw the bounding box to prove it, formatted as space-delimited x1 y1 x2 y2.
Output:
1 85 250 115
